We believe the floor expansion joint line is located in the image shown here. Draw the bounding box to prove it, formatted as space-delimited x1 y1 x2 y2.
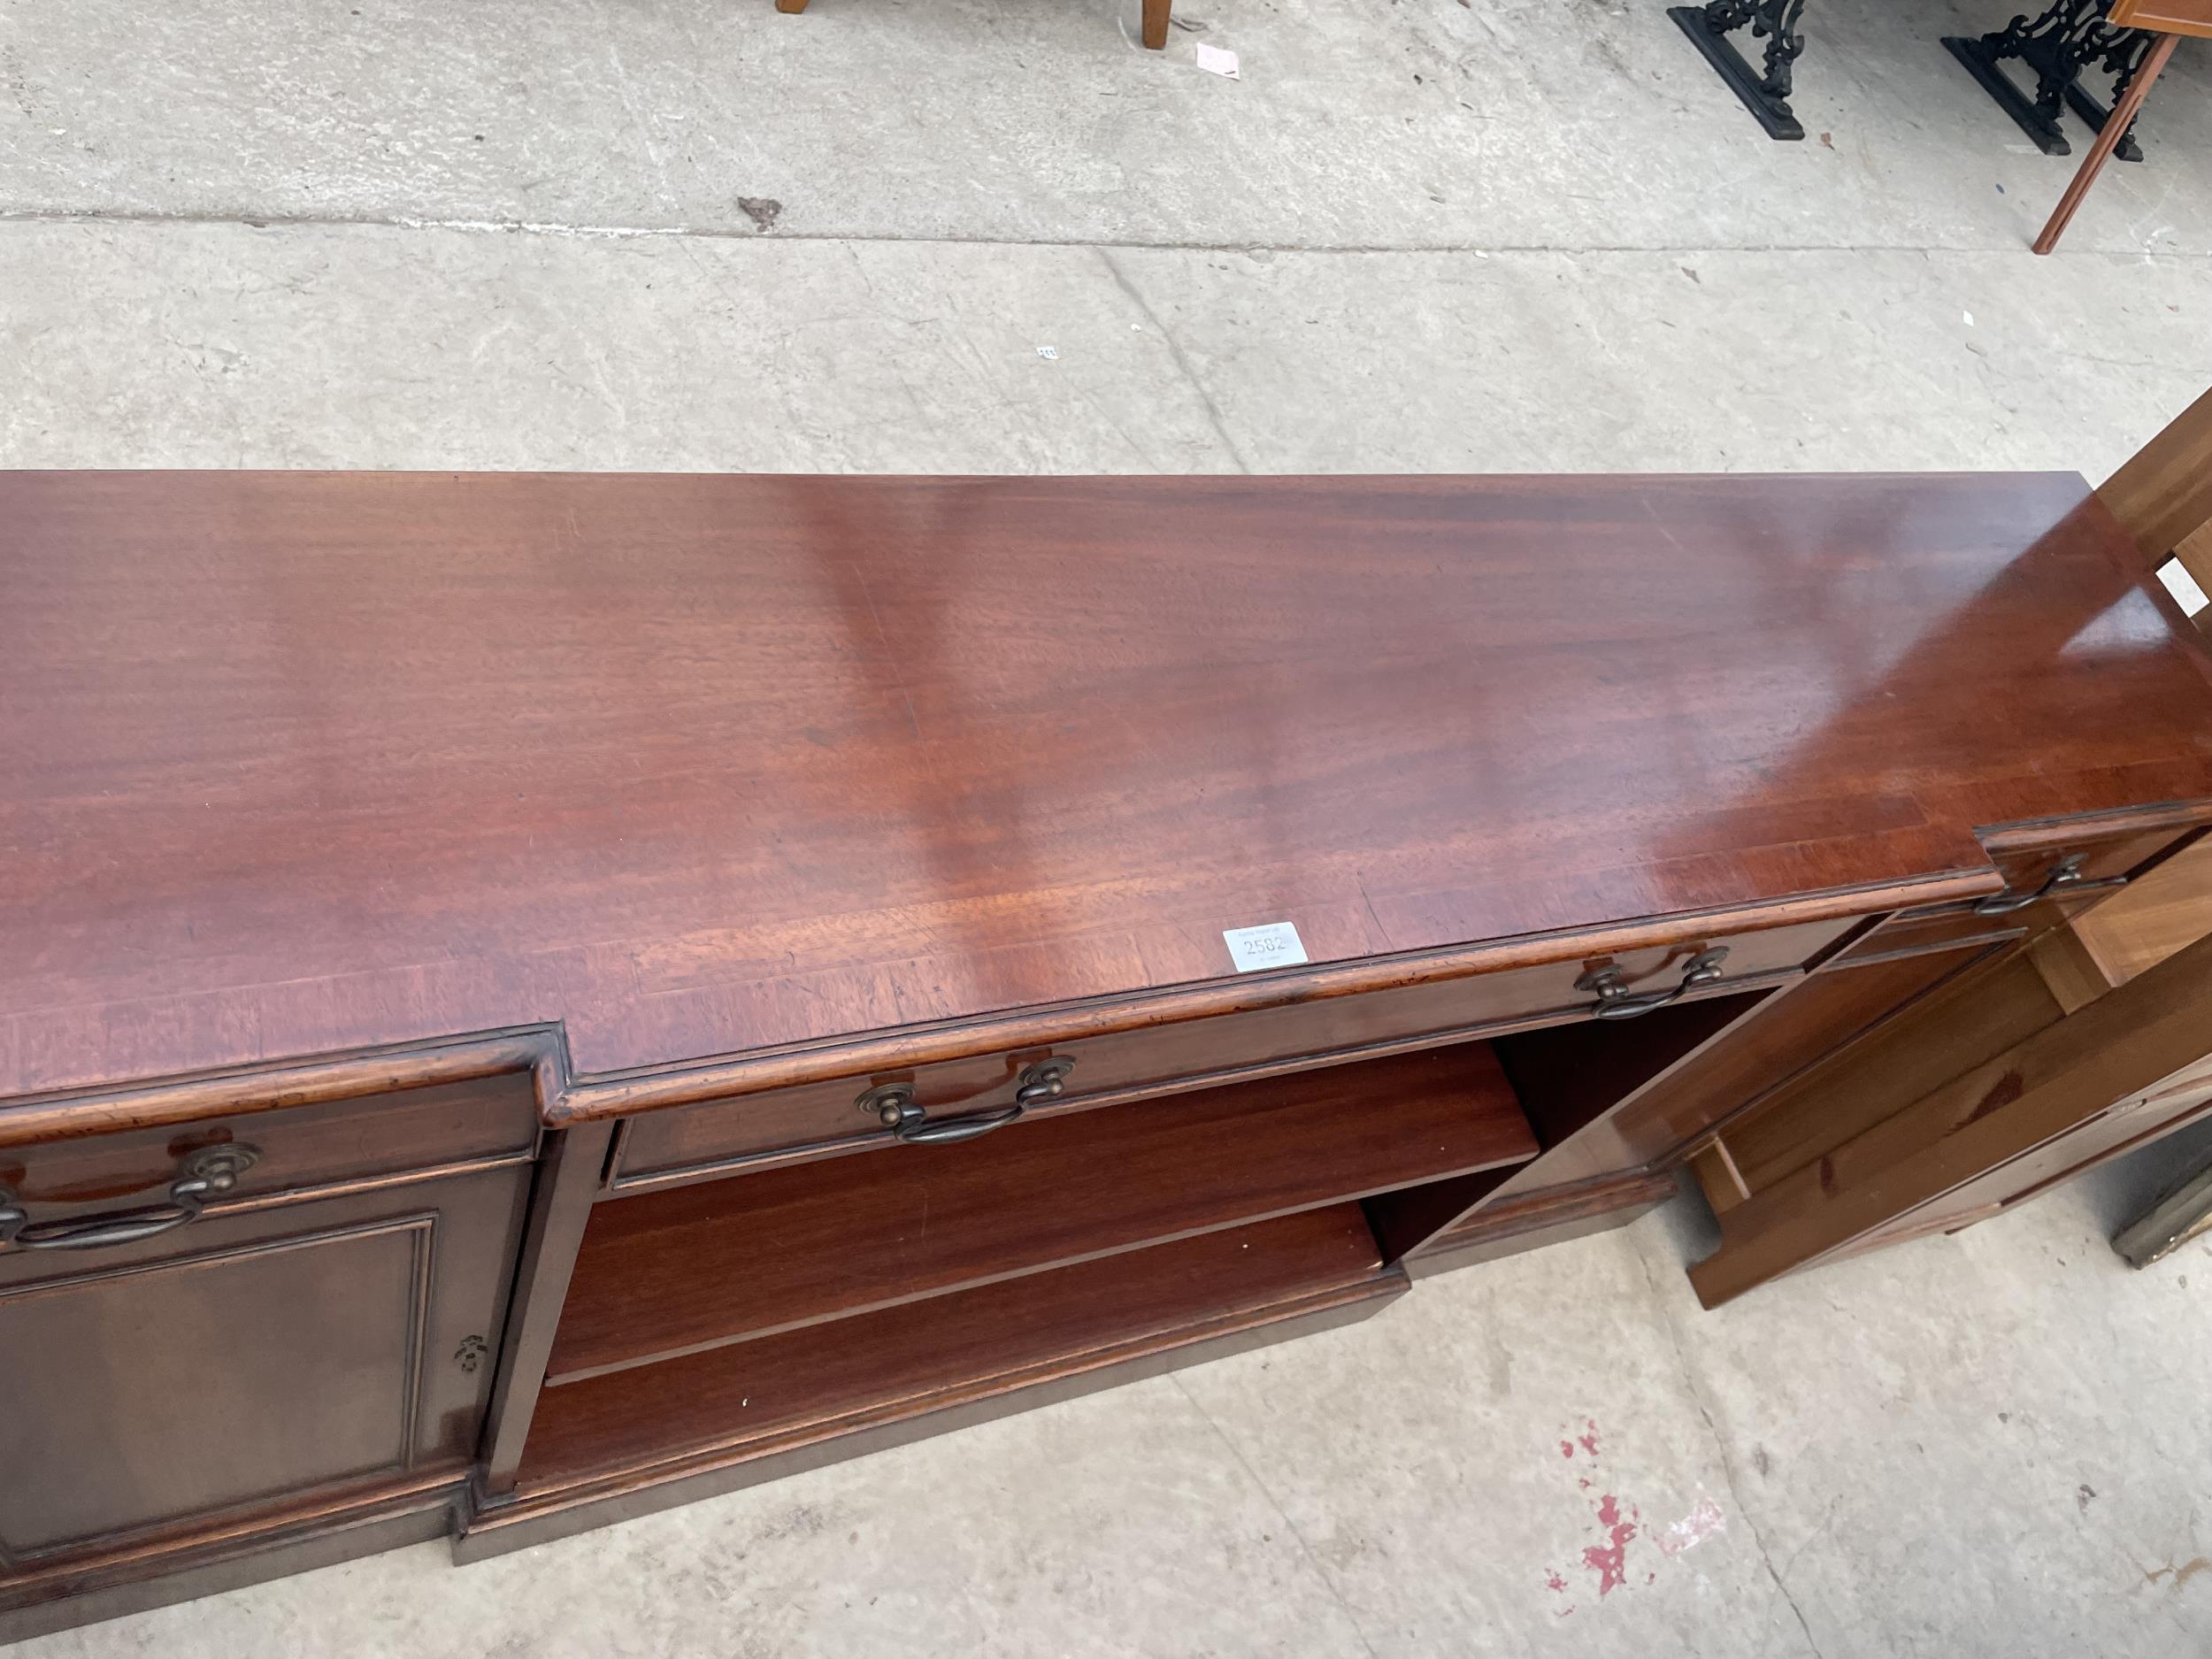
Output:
1633 1235 1827 1659
2 207 2208 264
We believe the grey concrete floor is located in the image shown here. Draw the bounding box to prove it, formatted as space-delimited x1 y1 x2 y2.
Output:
6 0 2212 1648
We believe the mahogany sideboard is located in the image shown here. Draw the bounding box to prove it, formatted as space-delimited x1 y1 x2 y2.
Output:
5 468 2212 1640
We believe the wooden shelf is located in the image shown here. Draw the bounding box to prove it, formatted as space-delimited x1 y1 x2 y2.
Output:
513 1204 1394 1496
547 1043 1532 1384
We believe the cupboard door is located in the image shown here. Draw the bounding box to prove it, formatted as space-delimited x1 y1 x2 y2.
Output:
1689 931 2212 1306
1846 1060 2212 1256
1484 934 2001 1201
1613 937 2006 1185
0 1164 529 1566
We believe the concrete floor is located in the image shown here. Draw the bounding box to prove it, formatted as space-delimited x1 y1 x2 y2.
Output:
6 0 2212 1648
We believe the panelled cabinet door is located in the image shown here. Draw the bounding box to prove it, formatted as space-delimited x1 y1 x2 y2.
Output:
1849 1057 2212 1256
0 1164 529 1569
1690 931 2212 1306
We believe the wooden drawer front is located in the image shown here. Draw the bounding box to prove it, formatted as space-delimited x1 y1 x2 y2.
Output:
0 1075 539 1233
612 915 1854 1185
1837 826 2197 965
1832 905 2024 965
1981 828 2185 902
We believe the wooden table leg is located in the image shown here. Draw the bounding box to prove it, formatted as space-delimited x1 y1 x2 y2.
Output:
1141 0 1171 49
2033 30 2177 254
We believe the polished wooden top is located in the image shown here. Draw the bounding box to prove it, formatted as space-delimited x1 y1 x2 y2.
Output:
2108 0 2212 38
6 471 2211 1105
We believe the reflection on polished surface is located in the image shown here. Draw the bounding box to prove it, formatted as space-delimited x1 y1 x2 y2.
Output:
4 470 2211 1094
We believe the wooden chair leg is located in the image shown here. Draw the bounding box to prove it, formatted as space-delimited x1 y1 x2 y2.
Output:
1141 0 1171 49
776 0 810 13
2033 31 2177 254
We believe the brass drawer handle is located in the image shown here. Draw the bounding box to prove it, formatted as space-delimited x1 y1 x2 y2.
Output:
0 1144 259 1252
1971 854 2127 916
857 1059 1075 1146
1575 948 1730 1020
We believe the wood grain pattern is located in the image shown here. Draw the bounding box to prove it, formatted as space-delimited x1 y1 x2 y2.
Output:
10 472 2211 1128
1594 941 2004 1165
1385 921 2027 1246
518 1204 1387 1494
576 902 1882 1136
2107 0 2212 36
2179 525 2212 617
1863 1071 2212 1246
607 919 1835 1179
0 1035 554 1154
14 466 2212 1626
1835 822 2192 967
0 1074 536 1215
1715 948 2068 1198
2071 838 2212 987
547 1044 1532 1382
1691 930 2212 1304
2100 385 2212 558
2028 924 2116 1015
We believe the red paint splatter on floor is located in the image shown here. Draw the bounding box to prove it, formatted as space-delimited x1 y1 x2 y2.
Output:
1541 1425 1724 1615
1579 1494 1640 1596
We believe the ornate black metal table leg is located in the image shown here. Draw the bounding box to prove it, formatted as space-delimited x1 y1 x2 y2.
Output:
2062 27 2150 162
1670 0 1810 141
1942 0 2110 157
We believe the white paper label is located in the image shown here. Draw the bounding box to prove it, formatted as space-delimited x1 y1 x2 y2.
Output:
1223 920 1308 972
2157 556 2209 617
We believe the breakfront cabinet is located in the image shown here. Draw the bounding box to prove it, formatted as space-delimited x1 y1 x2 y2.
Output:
5 458 2211 1639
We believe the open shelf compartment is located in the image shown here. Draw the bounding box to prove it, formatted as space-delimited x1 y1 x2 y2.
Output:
511 1204 1397 1498
546 1042 1538 1385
